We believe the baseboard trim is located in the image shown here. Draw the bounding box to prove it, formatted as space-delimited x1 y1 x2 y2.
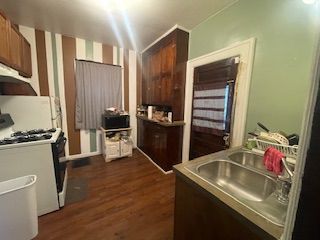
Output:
136 147 173 175
62 152 101 161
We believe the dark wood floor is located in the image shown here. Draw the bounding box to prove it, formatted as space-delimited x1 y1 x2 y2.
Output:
35 150 175 240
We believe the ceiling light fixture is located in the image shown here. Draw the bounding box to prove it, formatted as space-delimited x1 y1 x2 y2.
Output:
302 0 318 4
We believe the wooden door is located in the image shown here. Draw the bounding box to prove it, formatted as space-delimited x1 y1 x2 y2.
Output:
0 12 10 65
189 57 239 160
9 25 22 71
160 41 175 105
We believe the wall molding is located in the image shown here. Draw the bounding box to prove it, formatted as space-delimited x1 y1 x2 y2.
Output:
141 24 190 53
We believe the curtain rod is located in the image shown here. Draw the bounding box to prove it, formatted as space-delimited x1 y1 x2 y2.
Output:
75 59 122 68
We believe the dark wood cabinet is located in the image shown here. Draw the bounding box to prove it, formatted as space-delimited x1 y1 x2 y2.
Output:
142 28 188 121
139 28 188 171
0 10 32 78
0 11 10 66
19 36 32 77
137 117 183 172
174 173 276 240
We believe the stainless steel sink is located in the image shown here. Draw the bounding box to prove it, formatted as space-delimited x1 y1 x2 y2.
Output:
228 151 265 171
184 148 288 226
197 160 276 202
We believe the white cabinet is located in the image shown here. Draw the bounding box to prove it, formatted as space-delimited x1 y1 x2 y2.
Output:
101 127 133 162
105 141 120 159
120 140 132 157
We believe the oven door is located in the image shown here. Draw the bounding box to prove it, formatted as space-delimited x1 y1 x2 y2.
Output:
52 132 67 193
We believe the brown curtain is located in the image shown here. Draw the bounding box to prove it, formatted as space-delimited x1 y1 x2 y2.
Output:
75 60 122 130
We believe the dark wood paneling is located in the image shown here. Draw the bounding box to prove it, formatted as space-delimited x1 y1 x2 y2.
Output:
172 29 189 121
62 36 81 155
35 151 175 240
124 49 129 111
174 173 275 240
102 44 113 64
35 29 49 96
136 53 142 105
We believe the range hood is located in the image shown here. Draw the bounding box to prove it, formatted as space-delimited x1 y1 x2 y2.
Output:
0 63 30 83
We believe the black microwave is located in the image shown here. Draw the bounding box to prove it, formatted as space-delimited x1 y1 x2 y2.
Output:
102 113 130 129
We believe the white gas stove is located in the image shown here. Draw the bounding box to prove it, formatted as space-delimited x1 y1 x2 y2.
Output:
0 115 67 216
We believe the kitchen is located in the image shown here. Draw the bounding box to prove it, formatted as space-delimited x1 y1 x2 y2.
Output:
0 0 319 239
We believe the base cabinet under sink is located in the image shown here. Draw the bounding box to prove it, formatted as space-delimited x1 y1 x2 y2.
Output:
173 173 276 240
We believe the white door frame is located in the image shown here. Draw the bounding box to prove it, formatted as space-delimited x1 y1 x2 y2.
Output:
182 38 256 162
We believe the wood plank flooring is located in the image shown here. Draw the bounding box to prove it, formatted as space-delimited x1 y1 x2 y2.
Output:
35 150 175 240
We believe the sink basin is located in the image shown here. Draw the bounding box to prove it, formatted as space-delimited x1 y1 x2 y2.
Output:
228 151 266 171
183 148 288 227
197 160 276 202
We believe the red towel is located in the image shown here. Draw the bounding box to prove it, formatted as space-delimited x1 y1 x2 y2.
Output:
263 147 284 175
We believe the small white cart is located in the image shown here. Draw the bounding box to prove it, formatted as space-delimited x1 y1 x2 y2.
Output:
100 127 133 162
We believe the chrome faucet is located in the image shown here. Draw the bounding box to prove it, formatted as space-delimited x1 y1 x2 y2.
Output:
276 158 294 204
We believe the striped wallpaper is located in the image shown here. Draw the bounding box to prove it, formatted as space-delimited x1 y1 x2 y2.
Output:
19 25 140 158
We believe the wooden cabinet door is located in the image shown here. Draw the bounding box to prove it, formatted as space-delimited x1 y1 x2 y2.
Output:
152 125 167 169
0 12 10 65
142 54 151 104
19 36 32 77
161 41 176 105
161 41 175 74
150 49 161 104
9 25 22 71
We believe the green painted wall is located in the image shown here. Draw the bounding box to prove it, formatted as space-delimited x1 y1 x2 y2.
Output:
189 0 320 134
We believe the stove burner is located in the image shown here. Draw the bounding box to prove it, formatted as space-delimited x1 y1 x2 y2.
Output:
42 133 52 139
1 129 55 146
27 129 46 135
11 131 28 137
16 136 30 143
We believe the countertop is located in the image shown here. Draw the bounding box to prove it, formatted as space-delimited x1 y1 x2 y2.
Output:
136 115 185 127
173 148 284 239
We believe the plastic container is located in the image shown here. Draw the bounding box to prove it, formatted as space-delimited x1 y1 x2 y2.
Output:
0 175 38 240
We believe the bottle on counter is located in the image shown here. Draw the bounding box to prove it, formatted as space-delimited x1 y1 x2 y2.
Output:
168 112 172 123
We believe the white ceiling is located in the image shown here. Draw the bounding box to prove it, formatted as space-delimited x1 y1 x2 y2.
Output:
0 0 237 51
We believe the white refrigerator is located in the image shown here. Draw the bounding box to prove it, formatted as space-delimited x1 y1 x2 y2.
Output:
0 96 62 130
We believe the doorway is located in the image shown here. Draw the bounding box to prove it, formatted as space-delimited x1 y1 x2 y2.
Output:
182 38 256 162
189 57 239 160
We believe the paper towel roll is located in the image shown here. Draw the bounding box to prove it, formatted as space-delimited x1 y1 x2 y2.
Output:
148 106 153 119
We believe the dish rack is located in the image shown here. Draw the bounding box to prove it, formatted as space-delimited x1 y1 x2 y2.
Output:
249 138 298 159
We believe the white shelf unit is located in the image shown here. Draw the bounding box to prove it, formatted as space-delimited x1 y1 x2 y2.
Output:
100 127 133 162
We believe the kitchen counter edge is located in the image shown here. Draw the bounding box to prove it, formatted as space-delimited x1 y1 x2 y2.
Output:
136 115 185 127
